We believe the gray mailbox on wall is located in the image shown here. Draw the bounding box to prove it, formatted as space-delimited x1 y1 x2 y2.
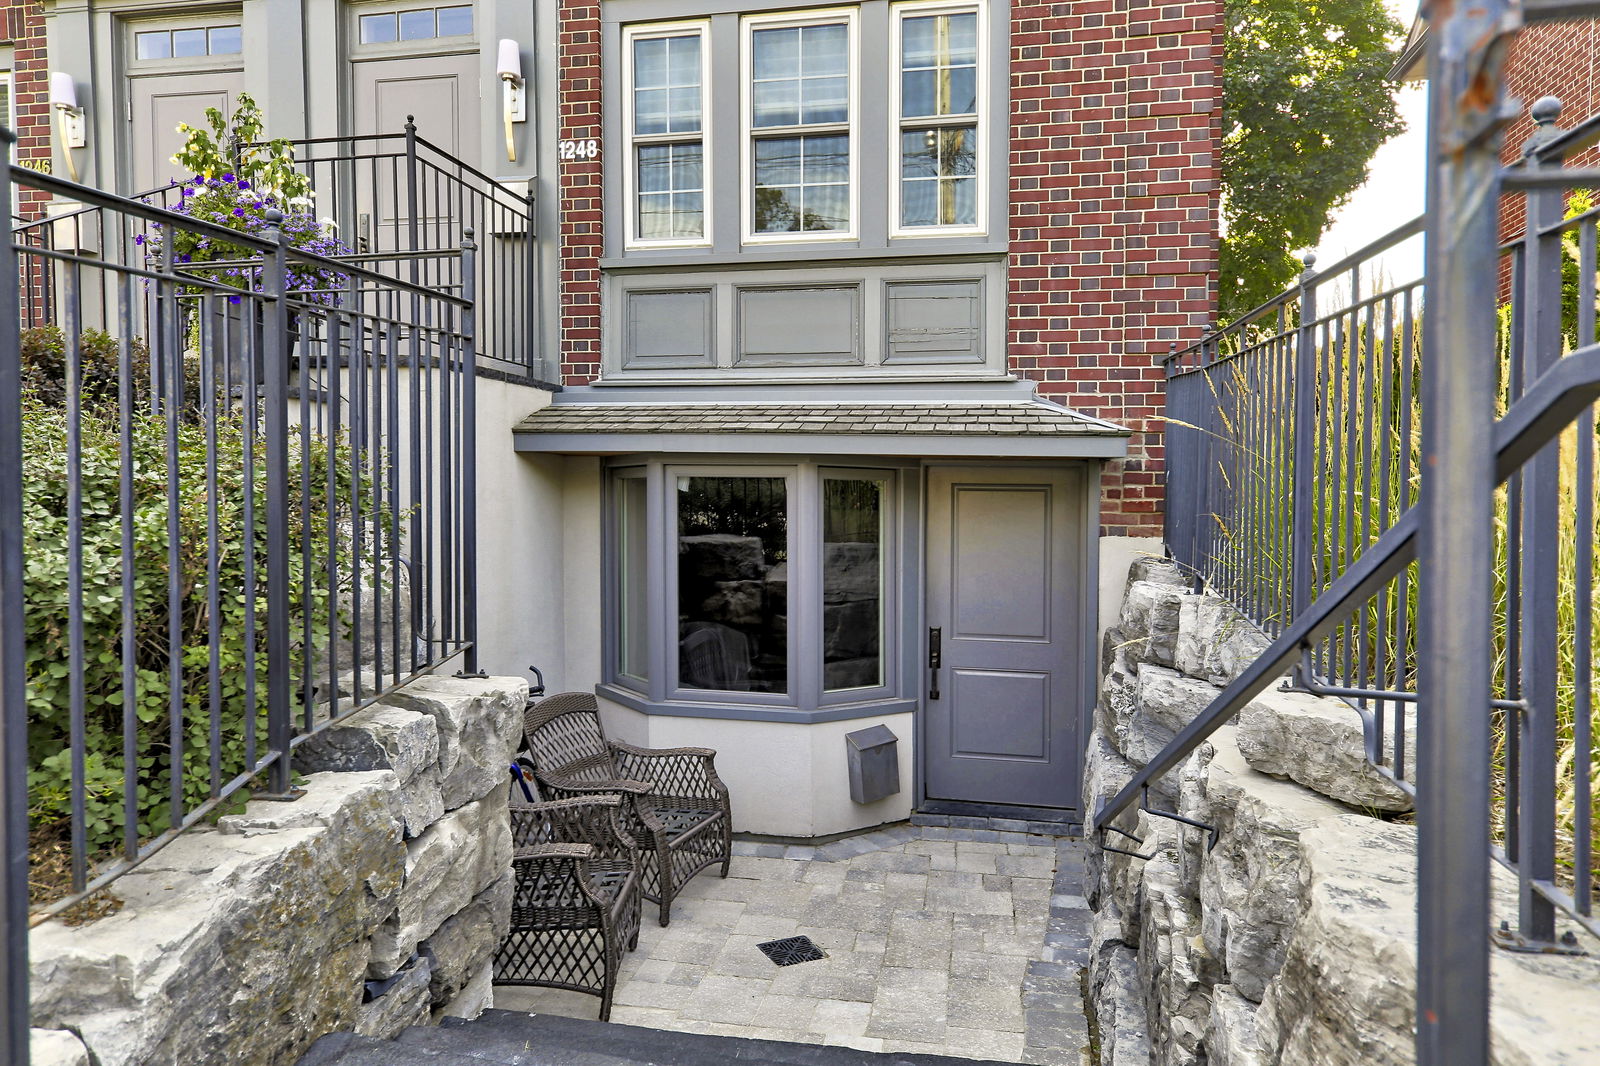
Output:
845 724 900 805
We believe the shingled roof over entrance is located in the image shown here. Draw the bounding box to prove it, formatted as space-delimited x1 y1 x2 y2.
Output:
512 400 1130 458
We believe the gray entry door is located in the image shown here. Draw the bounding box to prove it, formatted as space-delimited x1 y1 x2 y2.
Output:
351 52 481 253
127 70 243 193
924 466 1085 809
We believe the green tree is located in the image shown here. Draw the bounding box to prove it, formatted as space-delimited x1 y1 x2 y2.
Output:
1221 0 1405 322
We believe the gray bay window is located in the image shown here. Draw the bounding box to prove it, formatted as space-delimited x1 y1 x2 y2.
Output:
604 461 910 721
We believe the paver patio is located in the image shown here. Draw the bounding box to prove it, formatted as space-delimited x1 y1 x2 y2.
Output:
496 824 1092 1065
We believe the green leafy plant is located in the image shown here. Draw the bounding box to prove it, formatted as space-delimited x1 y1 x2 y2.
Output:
170 92 313 203
20 332 380 858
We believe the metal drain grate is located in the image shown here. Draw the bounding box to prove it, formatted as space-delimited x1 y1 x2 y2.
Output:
756 935 828 966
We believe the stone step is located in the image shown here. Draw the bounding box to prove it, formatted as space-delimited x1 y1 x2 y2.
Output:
299 1010 1027 1066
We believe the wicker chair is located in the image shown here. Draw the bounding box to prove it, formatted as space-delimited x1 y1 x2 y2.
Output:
524 691 732 926
492 791 642 1021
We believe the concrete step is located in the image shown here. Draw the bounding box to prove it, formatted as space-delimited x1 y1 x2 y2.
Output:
300 1010 1025 1066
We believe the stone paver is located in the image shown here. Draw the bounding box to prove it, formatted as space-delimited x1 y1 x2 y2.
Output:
496 824 1091 1064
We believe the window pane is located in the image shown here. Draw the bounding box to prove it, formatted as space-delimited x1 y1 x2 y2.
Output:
803 24 848 75
824 478 885 691
667 34 701 86
753 79 800 129
802 75 848 125
755 137 802 188
752 27 800 80
755 186 802 233
437 5 473 37
671 192 704 237
208 26 242 54
755 135 848 233
172 28 208 57
677 477 788 694
618 477 649 682
638 144 673 193
902 127 977 226
805 134 849 185
0 78 9 129
634 37 669 88
634 87 669 135
668 86 701 134
802 183 849 232
947 13 978 63
135 31 171 60
639 192 675 239
637 143 704 239
901 13 978 117
399 9 435 40
360 13 397 43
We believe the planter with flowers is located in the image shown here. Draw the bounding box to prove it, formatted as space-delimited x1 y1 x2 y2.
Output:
139 94 349 392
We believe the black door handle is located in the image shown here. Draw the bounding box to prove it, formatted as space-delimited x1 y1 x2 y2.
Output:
928 627 942 700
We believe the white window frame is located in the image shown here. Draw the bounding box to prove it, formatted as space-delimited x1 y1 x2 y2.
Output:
623 20 712 250
740 7 861 246
889 0 986 238
347 1 478 58
125 12 248 75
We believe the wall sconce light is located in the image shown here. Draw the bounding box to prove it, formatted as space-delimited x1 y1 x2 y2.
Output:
49 71 85 182
497 40 526 164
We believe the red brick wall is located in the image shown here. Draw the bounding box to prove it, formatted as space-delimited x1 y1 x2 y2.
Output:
1498 18 1600 265
558 0 604 385
5 0 53 218
1007 0 1219 537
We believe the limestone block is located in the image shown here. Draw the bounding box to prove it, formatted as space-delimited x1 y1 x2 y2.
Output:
30 772 405 1066
1236 687 1412 813
1082 732 1153 935
1174 597 1271 686
381 674 527 811
1090 939 1152 1066
433 961 494 1023
1126 555 1191 592
296 705 440 785
354 955 435 1040
369 781 512 979
1120 581 1188 667
1137 850 1212 1066
423 874 513 1006
31 1029 91 1066
1097 629 1140 744
1191 730 1347 1002
1117 665 1219 772
1256 815 1600 1066
1206 985 1263 1066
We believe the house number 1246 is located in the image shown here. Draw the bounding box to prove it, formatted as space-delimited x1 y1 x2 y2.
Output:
559 139 600 161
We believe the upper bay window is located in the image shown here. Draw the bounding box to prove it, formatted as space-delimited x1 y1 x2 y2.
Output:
745 12 856 241
895 5 982 233
626 23 709 246
619 0 990 252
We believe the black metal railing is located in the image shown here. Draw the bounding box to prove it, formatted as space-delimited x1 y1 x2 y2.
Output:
1097 6 1600 1062
12 121 538 376
262 123 537 378
0 135 480 1063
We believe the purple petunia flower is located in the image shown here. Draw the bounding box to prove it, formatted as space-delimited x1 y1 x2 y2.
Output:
233 207 246 217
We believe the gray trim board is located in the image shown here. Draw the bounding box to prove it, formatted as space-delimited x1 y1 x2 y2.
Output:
516 431 1129 459
599 683 917 724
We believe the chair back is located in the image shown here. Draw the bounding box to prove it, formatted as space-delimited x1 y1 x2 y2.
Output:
524 691 616 784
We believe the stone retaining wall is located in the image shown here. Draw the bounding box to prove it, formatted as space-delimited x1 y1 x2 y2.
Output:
28 673 527 1066
1086 559 1600 1066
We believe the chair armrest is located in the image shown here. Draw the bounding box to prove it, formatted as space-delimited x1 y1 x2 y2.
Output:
518 841 594 862
510 842 609 911
609 743 730 803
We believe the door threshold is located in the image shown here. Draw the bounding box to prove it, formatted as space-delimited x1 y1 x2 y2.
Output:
915 800 1082 836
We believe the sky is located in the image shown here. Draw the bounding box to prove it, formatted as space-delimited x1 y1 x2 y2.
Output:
1306 0 1428 286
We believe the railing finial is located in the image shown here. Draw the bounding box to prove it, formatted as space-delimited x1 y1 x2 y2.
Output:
1523 96 1564 158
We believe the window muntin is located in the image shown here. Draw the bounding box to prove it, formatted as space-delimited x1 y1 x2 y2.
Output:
626 25 709 247
822 475 887 691
134 25 244 60
743 10 858 242
358 5 473 45
615 474 650 685
0 72 11 132
893 5 983 234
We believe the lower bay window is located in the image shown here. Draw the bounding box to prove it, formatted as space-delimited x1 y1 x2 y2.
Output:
605 461 907 721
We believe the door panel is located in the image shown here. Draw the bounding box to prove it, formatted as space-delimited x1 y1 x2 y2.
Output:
925 466 1084 810
350 52 480 252
128 72 242 193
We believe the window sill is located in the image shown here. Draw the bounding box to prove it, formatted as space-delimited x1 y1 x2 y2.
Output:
598 244 1007 273
597 683 917 724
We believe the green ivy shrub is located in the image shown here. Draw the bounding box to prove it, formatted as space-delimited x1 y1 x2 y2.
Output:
22 336 363 853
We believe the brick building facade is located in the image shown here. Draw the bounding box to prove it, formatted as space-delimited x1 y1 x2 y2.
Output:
3 0 53 217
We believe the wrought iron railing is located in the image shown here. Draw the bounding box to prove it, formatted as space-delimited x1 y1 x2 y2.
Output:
0 135 480 1063
1096 6 1600 1063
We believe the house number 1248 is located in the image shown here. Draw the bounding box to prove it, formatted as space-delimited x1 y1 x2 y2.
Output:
559 139 600 161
